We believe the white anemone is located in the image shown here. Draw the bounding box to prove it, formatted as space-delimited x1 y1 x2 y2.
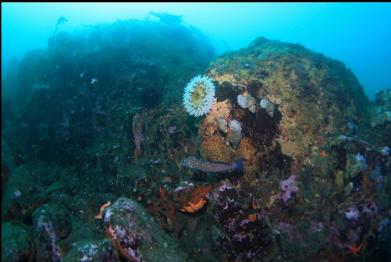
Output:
183 75 216 117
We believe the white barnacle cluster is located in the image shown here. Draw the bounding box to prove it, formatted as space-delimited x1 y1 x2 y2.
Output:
183 75 216 117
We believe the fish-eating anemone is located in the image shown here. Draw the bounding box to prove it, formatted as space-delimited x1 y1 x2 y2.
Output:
183 75 216 117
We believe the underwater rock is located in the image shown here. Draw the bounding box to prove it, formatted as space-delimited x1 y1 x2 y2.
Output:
6 18 215 167
102 197 189 262
205 100 232 126
375 89 391 111
1 164 11 196
378 218 391 241
346 153 368 179
132 113 144 159
1 141 20 173
201 135 235 163
1 222 33 262
63 239 120 262
2 163 74 223
201 100 240 162
210 183 273 261
208 37 371 171
372 88 391 145
362 202 378 218
354 153 368 172
369 162 385 191
381 146 390 156
32 203 71 262
2 164 45 221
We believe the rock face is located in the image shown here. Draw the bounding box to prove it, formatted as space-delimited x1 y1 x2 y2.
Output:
2 164 46 222
202 37 371 172
32 203 72 261
102 197 189 262
5 19 214 167
210 182 274 261
63 239 120 262
1 222 32 262
372 88 391 145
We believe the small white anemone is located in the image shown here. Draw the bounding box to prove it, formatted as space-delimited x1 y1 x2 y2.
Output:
183 75 216 117
237 94 248 109
229 119 242 133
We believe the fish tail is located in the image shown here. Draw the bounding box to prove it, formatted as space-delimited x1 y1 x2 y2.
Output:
233 158 244 175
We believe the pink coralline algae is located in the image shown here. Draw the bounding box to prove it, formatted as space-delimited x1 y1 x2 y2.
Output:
279 175 298 203
132 113 143 159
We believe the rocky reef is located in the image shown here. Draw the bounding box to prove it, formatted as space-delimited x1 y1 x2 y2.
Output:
2 17 390 262
204 37 372 173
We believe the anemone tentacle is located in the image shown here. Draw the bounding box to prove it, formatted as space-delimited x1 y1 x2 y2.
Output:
183 75 216 117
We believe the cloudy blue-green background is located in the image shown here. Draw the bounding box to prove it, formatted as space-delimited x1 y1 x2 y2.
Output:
2 2 391 98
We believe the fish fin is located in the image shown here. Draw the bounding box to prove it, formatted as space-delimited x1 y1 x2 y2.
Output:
233 158 244 176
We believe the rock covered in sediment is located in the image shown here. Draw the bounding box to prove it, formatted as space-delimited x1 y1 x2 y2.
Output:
32 203 72 262
1 164 43 221
372 88 391 145
207 37 371 171
1 222 33 262
2 163 73 222
209 182 273 261
63 239 120 262
5 19 215 167
102 197 189 262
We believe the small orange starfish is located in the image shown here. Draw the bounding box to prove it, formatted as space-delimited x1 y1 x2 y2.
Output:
346 243 364 256
95 201 111 219
180 198 207 213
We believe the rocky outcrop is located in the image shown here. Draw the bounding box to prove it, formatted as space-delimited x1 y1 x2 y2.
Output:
202 37 371 173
